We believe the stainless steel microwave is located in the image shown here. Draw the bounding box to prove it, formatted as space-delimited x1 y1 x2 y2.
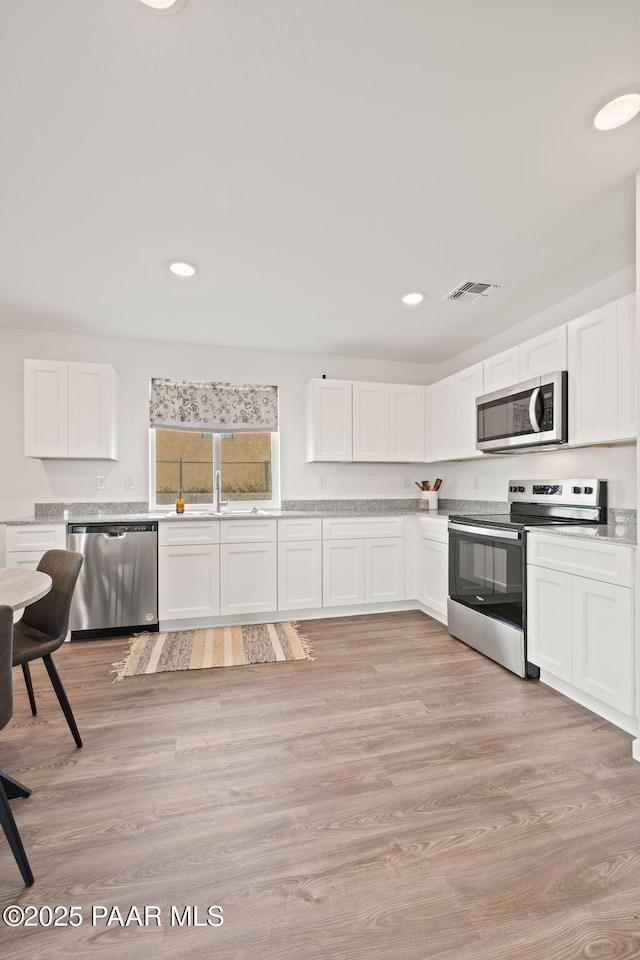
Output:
476 371 568 453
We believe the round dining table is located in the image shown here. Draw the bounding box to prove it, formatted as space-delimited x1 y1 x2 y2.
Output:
0 566 52 818
0 567 52 612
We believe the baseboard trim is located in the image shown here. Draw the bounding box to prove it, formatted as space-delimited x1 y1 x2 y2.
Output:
160 599 436 632
539 671 638 737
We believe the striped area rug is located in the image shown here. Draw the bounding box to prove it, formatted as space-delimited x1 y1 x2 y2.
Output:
113 622 313 680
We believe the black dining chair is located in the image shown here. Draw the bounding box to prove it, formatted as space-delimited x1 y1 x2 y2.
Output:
0 604 34 886
12 550 84 749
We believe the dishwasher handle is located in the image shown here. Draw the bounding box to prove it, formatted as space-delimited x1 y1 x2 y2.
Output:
103 531 127 539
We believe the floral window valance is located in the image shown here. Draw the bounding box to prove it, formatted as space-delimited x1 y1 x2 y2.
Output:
149 378 279 433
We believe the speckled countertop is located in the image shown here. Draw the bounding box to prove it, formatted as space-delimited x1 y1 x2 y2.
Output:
524 520 636 547
3 499 635 545
2 498 503 526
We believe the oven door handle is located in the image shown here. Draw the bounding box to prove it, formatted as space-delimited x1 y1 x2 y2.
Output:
528 386 542 433
448 522 523 541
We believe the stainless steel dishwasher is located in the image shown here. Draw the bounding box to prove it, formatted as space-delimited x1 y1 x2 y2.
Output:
67 521 158 639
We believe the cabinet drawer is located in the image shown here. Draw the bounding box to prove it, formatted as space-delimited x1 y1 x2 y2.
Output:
416 516 448 543
159 521 219 546
5 550 46 571
220 519 277 543
278 518 322 542
6 524 66 553
527 533 634 588
322 517 404 540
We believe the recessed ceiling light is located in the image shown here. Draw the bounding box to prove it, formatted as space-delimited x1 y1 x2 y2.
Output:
401 292 424 305
169 261 197 278
593 93 640 130
139 0 186 12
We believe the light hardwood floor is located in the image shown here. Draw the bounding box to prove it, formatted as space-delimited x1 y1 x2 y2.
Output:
2 611 640 959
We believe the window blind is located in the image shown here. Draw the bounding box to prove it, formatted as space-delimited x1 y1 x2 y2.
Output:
149 378 278 433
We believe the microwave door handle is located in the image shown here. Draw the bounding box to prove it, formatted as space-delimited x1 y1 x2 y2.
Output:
529 387 542 432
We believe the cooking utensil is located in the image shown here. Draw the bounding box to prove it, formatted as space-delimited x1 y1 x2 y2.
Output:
433 478 442 491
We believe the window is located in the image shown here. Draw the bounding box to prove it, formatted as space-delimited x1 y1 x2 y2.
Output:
151 428 279 509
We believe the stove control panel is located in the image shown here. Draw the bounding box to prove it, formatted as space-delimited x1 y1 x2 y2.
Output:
531 484 562 496
507 479 604 507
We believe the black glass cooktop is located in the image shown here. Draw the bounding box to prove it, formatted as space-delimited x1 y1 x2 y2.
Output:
449 513 592 530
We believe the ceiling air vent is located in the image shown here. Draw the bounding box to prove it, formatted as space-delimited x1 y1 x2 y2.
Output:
442 279 506 303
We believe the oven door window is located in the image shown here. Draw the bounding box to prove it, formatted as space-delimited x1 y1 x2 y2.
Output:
449 531 523 628
477 387 544 442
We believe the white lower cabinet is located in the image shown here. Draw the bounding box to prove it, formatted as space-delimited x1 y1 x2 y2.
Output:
416 537 448 620
527 565 573 682
278 540 322 611
365 538 404 603
572 576 633 715
220 542 277 615
323 539 365 606
5 523 67 572
159 543 220 620
322 517 406 608
527 534 635 723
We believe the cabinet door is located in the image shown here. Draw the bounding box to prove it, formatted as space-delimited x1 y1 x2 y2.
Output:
616 293 636 441
365 538 405 603
456 363 484 458
567 303 617 445
352 382 390 461
322 539 364 606
417 538 448 619
482 347 520 393
306 379 352 461
519 326 567 380
425 376 458 461
159 543 220 620
389 384 424 461
526 565 573 681
278 540 322 611
24 359 69 457
571 576 634 715
68 363 117 459
219 542 277 615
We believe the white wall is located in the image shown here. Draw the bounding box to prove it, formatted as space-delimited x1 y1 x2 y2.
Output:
0 328 438 520
436 265 635 379
425 264 637 509
417 444 636 509
1 261 636 519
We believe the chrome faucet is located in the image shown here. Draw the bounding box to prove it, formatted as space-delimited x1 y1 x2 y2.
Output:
214 470 228 513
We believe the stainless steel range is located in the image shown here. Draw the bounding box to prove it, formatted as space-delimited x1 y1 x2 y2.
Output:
447 480 607 678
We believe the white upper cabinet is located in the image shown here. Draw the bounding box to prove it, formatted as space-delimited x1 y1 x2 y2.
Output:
568 302 618 445
389 384 425 462
307 379 426 463
25 359 118 459
425 375 458 462
352 382 390 461
68 363 118 459
519 326 567 380
480 326 567 397
482 347 520 393
617 292 637 441
425 362 483 462
24 360 69 458
457 363 484 459
306 378 352 462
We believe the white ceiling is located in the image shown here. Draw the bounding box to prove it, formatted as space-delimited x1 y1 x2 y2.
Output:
1 0 639 363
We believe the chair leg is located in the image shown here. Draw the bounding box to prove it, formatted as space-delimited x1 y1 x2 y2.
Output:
22 663 37 715
0 776 34 886
42 655 83 749
0 771 32 801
